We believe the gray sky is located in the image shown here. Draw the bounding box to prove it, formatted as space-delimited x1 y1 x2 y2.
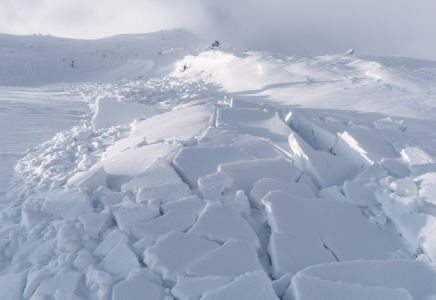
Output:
1 0 435 60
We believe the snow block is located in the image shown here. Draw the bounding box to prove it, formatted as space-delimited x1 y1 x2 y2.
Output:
42 188 93 219
187 202 260 248
200 270 279 300
287 274 413 300
112 275 167 300
415 172 436 207
67 166 107 191
99 192 126 208
401 146 436 166
161 195 206 217
121 158 182 193
353 163 388 184
289 132 359 189
187 239 262 278
102 136 147 159
136 181 192 206
198 172 233 202
199 127 286 160
250 178 315 209
381 158 410 178
94 229 128 257
268 233 336 279
0 272 27 300
297 259 436 300
173 146 255 188
272 274 293 299
131 211 196 241
31 271 82 300
317 185 347 203
397 213 436 253
91 143 181 177
218 157 300 195
100 241 140 278
172 276 232 300
143 231 220 282
78 213 109 239
324 236 414 261
383 196 419 223
130 104 215 142
113 203 160 234
343 181 377 207
92 97 158 130
262 191 387 239
216 107 294 157
390 177 418 197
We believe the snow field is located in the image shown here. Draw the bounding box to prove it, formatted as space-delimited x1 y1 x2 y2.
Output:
1 30 436 299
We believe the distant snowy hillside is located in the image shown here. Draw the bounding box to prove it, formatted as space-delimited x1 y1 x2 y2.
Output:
1 29 436 300
0 29 204 86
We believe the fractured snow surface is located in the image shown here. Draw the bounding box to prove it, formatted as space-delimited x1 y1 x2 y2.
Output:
1 29 436 299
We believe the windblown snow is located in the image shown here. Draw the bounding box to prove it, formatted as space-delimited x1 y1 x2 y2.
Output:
1 29 436 300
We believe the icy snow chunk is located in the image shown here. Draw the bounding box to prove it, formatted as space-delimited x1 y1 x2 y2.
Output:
131 104 215 142
67 167 107 191
383 196 418 223
161 195 206 217
268 233 336 279
343 181 377 207
74 251 97 269
250 178 315 209
57 225 81 252
289 132 358 189
298 259 436 300
92 97 157 130
131 211 196 241
200 270 279 300
31 271 82 300
397 213 436 253
172 276 232 300
216 107 294 156
112 275 166 300
415 172 436 207
262 191 386 239
143 231 219 282
390 177 418 197
136 181 192 205
199 127 285 160
102 136 147 159
187 239 262 278
121 158 182 193
353 163 388 183
187 202 260 248
373 117 405 131
272 274 293 299
381 158 410 178
198 172 233 202
287 274 413 300
173 146 255 188
78 212 109 239
324 236 414 261
230 98 276 110
99 192 125 207
218 157 300 195
113 203 160 234
100 241 140 278
401 146 435 165
42 188 93 219
317 185 347 203
91 143 181 177
94 229 128 257
0 272 27 300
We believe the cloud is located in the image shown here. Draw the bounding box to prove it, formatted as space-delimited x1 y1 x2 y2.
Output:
0 0 435 60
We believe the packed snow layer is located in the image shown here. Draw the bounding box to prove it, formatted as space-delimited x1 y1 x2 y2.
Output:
2 29 436 300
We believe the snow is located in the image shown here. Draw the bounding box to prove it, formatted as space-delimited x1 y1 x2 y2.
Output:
187 202 260 248
91 97 158 130
1 29 436 300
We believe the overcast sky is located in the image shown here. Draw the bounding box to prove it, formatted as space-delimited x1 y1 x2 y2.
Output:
1 0 435 60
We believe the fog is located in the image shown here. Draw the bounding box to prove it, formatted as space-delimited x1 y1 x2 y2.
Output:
1 0 435 60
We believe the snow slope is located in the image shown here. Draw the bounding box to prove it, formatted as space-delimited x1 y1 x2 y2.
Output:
1 29 436 300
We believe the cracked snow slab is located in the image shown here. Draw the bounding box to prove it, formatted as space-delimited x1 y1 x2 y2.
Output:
218 157 300 195
216 107 294 157
262 191 389 240
130 104 215 142
290 259 436 300
173 146 255 188
187 202 260 248
289 132 360 189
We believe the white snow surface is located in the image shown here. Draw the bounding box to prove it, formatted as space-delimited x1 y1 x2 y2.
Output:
1 29 436 299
